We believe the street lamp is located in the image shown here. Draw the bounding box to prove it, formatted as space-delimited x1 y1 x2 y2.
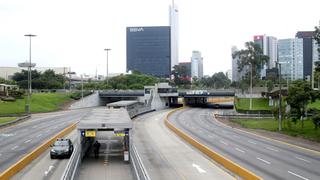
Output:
104 48 111 84
21 34 36 114
248 54 253 110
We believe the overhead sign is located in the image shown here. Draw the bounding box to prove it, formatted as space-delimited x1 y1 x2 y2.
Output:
85 130 96 137
114 130 125 137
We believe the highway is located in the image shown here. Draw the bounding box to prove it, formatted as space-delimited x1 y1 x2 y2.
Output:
133 110 235 180
169 108 320 180
0 109 89 174
12 129 78 180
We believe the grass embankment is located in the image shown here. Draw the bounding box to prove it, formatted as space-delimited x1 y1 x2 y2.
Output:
0 93 71 115
235 98 271 111
0 117 17 125
232 118 320 142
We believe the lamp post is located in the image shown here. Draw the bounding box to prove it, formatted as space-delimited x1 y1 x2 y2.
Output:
24 34 36 114
248 53 253 110
104 48 111 84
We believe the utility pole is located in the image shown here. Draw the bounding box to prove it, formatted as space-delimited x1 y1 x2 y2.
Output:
104 48 111 84
277 62 282 131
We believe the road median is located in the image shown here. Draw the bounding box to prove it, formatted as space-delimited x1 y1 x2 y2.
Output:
165 107 263 180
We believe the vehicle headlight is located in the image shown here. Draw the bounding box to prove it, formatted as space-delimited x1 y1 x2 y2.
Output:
51 149 56 152
64 149 69 152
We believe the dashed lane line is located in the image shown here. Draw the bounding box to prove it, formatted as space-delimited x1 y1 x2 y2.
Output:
295 156 311 163
235 148 245 153
266 147 279 152
11 145 19 150
24 139 32 143
220 140 228 146
248 140 257 145
256 157 271 165
288 171 309 180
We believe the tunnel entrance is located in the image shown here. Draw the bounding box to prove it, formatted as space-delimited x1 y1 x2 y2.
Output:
77 108 132 162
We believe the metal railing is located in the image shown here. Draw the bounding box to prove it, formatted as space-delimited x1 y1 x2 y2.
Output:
130 144 151 180
60 144 81 180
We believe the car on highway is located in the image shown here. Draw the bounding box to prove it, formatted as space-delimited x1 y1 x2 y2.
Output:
50 138 74 159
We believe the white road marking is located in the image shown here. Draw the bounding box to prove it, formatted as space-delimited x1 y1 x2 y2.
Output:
0 133 15 137
248 140 257 145
256 157 271 165
233 135 240 138
266 147 279 152
37 134 42 137
288 171 309 180
235 148 245 153
220 140 228 145
11 145 19 150
24 139 32 143
44 165 55 176
295 156 311 163
192 163 206 173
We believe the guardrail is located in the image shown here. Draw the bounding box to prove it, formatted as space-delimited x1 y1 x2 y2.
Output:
130 144 151 180
60 143 81 180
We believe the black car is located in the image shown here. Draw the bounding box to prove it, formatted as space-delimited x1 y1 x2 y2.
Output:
50 138 74 159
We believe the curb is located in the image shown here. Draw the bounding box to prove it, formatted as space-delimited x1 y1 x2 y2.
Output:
165 108 263 180
0 122 78 180
0 115 31 128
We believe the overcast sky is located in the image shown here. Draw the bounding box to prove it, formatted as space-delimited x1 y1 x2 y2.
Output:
0 0 319 76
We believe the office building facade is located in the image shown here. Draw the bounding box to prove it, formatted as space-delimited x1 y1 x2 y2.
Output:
231 46 241 82
191 51 203 78
253 35 278 78
278 38 304 81
296 31 316 80
126 26 171 78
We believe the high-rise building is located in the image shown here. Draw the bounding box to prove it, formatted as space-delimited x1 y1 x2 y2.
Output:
253 35 278 78
226 69 232 80
169 1 179 69
126 26 171 77
296 31 316 80
191 51 203 78
278 38 304 81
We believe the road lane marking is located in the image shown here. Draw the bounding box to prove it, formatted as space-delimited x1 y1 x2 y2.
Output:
24 139 32 143
256 157 271 164
235 148 245 153
220 140 228 145
11 145 19 150
248 140 257 145
233 135 240 138
295 156 311 163
44 165 55 176
266 147 279 152
192 163 206 173
36 134 42 137
288 171 309 180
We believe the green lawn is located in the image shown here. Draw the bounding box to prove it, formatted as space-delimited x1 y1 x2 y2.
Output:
308 100 320 110
0 117 17 125
0 93 71 115
232 118 320 142
235 98 272 111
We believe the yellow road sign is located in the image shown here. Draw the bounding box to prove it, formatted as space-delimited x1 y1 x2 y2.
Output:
85 130 96 137
115 133 125 137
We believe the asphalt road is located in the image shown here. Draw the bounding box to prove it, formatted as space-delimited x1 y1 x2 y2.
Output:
133 110 235 180
12 129 78 180
0 109 89 174
169 108 320 180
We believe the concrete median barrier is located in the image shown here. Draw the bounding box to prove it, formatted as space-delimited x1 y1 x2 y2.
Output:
0 122 78 180
165 108 263 180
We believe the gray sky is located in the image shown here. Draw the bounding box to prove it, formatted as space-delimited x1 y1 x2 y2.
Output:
0 0 319 76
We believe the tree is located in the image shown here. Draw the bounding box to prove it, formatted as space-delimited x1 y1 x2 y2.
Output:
211 72 231 89
233 41 269 87
266 80 274 93
171 65 191 87
314 24 320 53
287 80 312 129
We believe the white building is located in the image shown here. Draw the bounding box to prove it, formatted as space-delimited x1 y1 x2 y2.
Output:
253 35 278 78
169 1 179 69
0 67 69 80
191 51 203 78
278 38 304 81
226 69 232 80
231 46 240 82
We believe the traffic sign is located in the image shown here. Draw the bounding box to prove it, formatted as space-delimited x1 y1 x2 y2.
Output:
85 130 96 137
